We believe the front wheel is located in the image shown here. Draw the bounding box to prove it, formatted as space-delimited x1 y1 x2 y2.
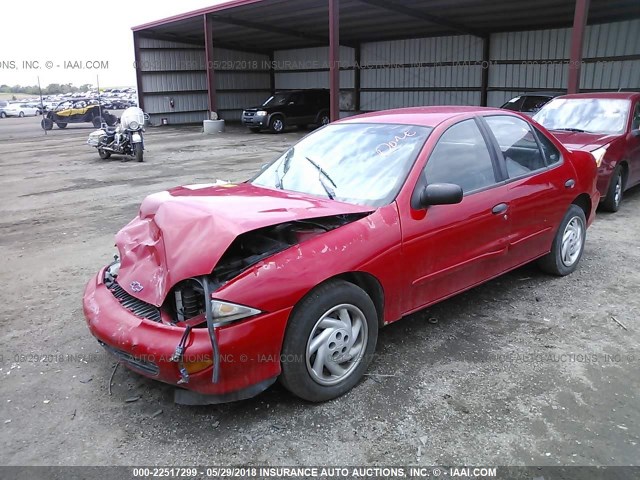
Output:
19 112 24 118
601 165 623 212
0 112 6 118
269 116 285 134
280 280 378 402
318 113 330 126
98 148 111 160
537 204 586 276
134 143 143 162
41 118 53 130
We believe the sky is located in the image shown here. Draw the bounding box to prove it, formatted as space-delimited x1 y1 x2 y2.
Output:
0 0 228 88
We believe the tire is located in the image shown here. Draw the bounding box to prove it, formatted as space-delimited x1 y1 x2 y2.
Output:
56 122 67 129
280 279 378 402
41 118 53 130
601 165 623 212
19 111 24 118
134 144 143 162
98 148 111 160
0 112 6 118
269 115 285 134
92 116 104 128
318 112 330 126
249 127 261 133
537 204 586 276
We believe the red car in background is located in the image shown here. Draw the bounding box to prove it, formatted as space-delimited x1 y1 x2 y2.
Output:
83 107 599 404
534 92 640 212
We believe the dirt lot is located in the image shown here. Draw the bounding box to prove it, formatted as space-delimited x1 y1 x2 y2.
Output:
0 115 638 467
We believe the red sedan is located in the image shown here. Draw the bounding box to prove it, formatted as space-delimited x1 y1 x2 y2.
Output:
83 106 599 404
534 92 640 212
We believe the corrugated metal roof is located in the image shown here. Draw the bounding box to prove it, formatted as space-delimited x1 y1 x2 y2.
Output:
133 0 640 51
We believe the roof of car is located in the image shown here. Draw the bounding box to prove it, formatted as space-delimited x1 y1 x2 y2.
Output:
338 106 509 128
556 92 640 100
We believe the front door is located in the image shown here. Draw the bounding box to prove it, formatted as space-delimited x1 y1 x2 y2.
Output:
401 118 511 312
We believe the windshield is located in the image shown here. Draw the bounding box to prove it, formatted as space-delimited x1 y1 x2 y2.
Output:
252 123 432 207
262 93 290 108
534 98 630 135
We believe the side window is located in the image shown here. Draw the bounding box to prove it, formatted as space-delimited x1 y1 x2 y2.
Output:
534 128 562 166
501 96 524 111
288 93 301 105
485 115 546 178
632 103 640 131
424 119 497 194
521 95 551 113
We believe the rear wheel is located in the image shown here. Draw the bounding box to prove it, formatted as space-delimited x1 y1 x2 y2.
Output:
41 118 53 130
280 280 378 402
269 116 285 134
134 144 143 162
537 204 586 276
0 112 6 118
19 111 24 118
92 116 104 128
601 165 623 212
98 148 111 160
56 122 67 129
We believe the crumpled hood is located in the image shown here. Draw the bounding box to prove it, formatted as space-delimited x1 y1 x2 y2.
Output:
115 182 372 306
550 131 620 151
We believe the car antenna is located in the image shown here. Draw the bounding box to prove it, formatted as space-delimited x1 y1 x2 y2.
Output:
37 76 46 137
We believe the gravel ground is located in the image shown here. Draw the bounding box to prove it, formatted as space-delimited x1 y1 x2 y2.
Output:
0 116 638 467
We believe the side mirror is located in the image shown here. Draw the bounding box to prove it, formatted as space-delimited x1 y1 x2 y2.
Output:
420 183 463 207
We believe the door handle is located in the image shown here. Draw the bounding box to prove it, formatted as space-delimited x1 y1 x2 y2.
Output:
565 179 576 189
492 203 508 214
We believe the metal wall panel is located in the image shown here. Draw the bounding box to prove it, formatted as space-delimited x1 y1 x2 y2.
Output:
359 35 484 111
213 47 271 121
141 72 207 93
488 20 640 107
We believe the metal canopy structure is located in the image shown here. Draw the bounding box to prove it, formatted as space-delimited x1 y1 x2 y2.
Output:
132 0 640 122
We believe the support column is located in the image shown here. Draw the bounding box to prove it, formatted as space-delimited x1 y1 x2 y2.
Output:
567 0 590 94
354 44 361 112
329 0 340 122
132 32 145 112
480 36 490 107
204 14 217 115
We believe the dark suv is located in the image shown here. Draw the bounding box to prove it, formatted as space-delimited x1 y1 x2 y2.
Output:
242 89 330 133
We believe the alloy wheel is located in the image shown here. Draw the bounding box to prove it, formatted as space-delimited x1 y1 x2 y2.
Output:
305 304 368 386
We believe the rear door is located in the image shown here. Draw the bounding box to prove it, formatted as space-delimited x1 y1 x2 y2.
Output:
481 114 576 267
626 101 640 186
402 118 512 311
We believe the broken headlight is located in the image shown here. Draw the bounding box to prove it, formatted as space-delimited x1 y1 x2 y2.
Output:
211 300 261 326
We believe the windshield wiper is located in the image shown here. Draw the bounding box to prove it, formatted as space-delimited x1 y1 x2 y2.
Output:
304 156 337 200
553 127 587 133
275 148 295 189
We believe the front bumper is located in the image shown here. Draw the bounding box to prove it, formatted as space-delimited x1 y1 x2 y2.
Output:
241 112 268 128
82 268 291 399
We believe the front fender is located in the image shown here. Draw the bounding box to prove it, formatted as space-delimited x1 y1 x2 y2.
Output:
213 203 405 323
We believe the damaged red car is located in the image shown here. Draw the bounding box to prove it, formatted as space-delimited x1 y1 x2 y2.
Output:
83 106 599 404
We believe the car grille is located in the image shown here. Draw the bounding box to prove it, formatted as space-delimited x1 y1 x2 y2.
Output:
99 342 160 376
244 111 255 117
108 281 162 323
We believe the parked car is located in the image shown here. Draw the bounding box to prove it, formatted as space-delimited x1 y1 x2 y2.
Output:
241 89 330 133
83 106 599 404
41 98 116 130
500 92 563 116
1 102 40 117
0 100 8 118
534 92 640 212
